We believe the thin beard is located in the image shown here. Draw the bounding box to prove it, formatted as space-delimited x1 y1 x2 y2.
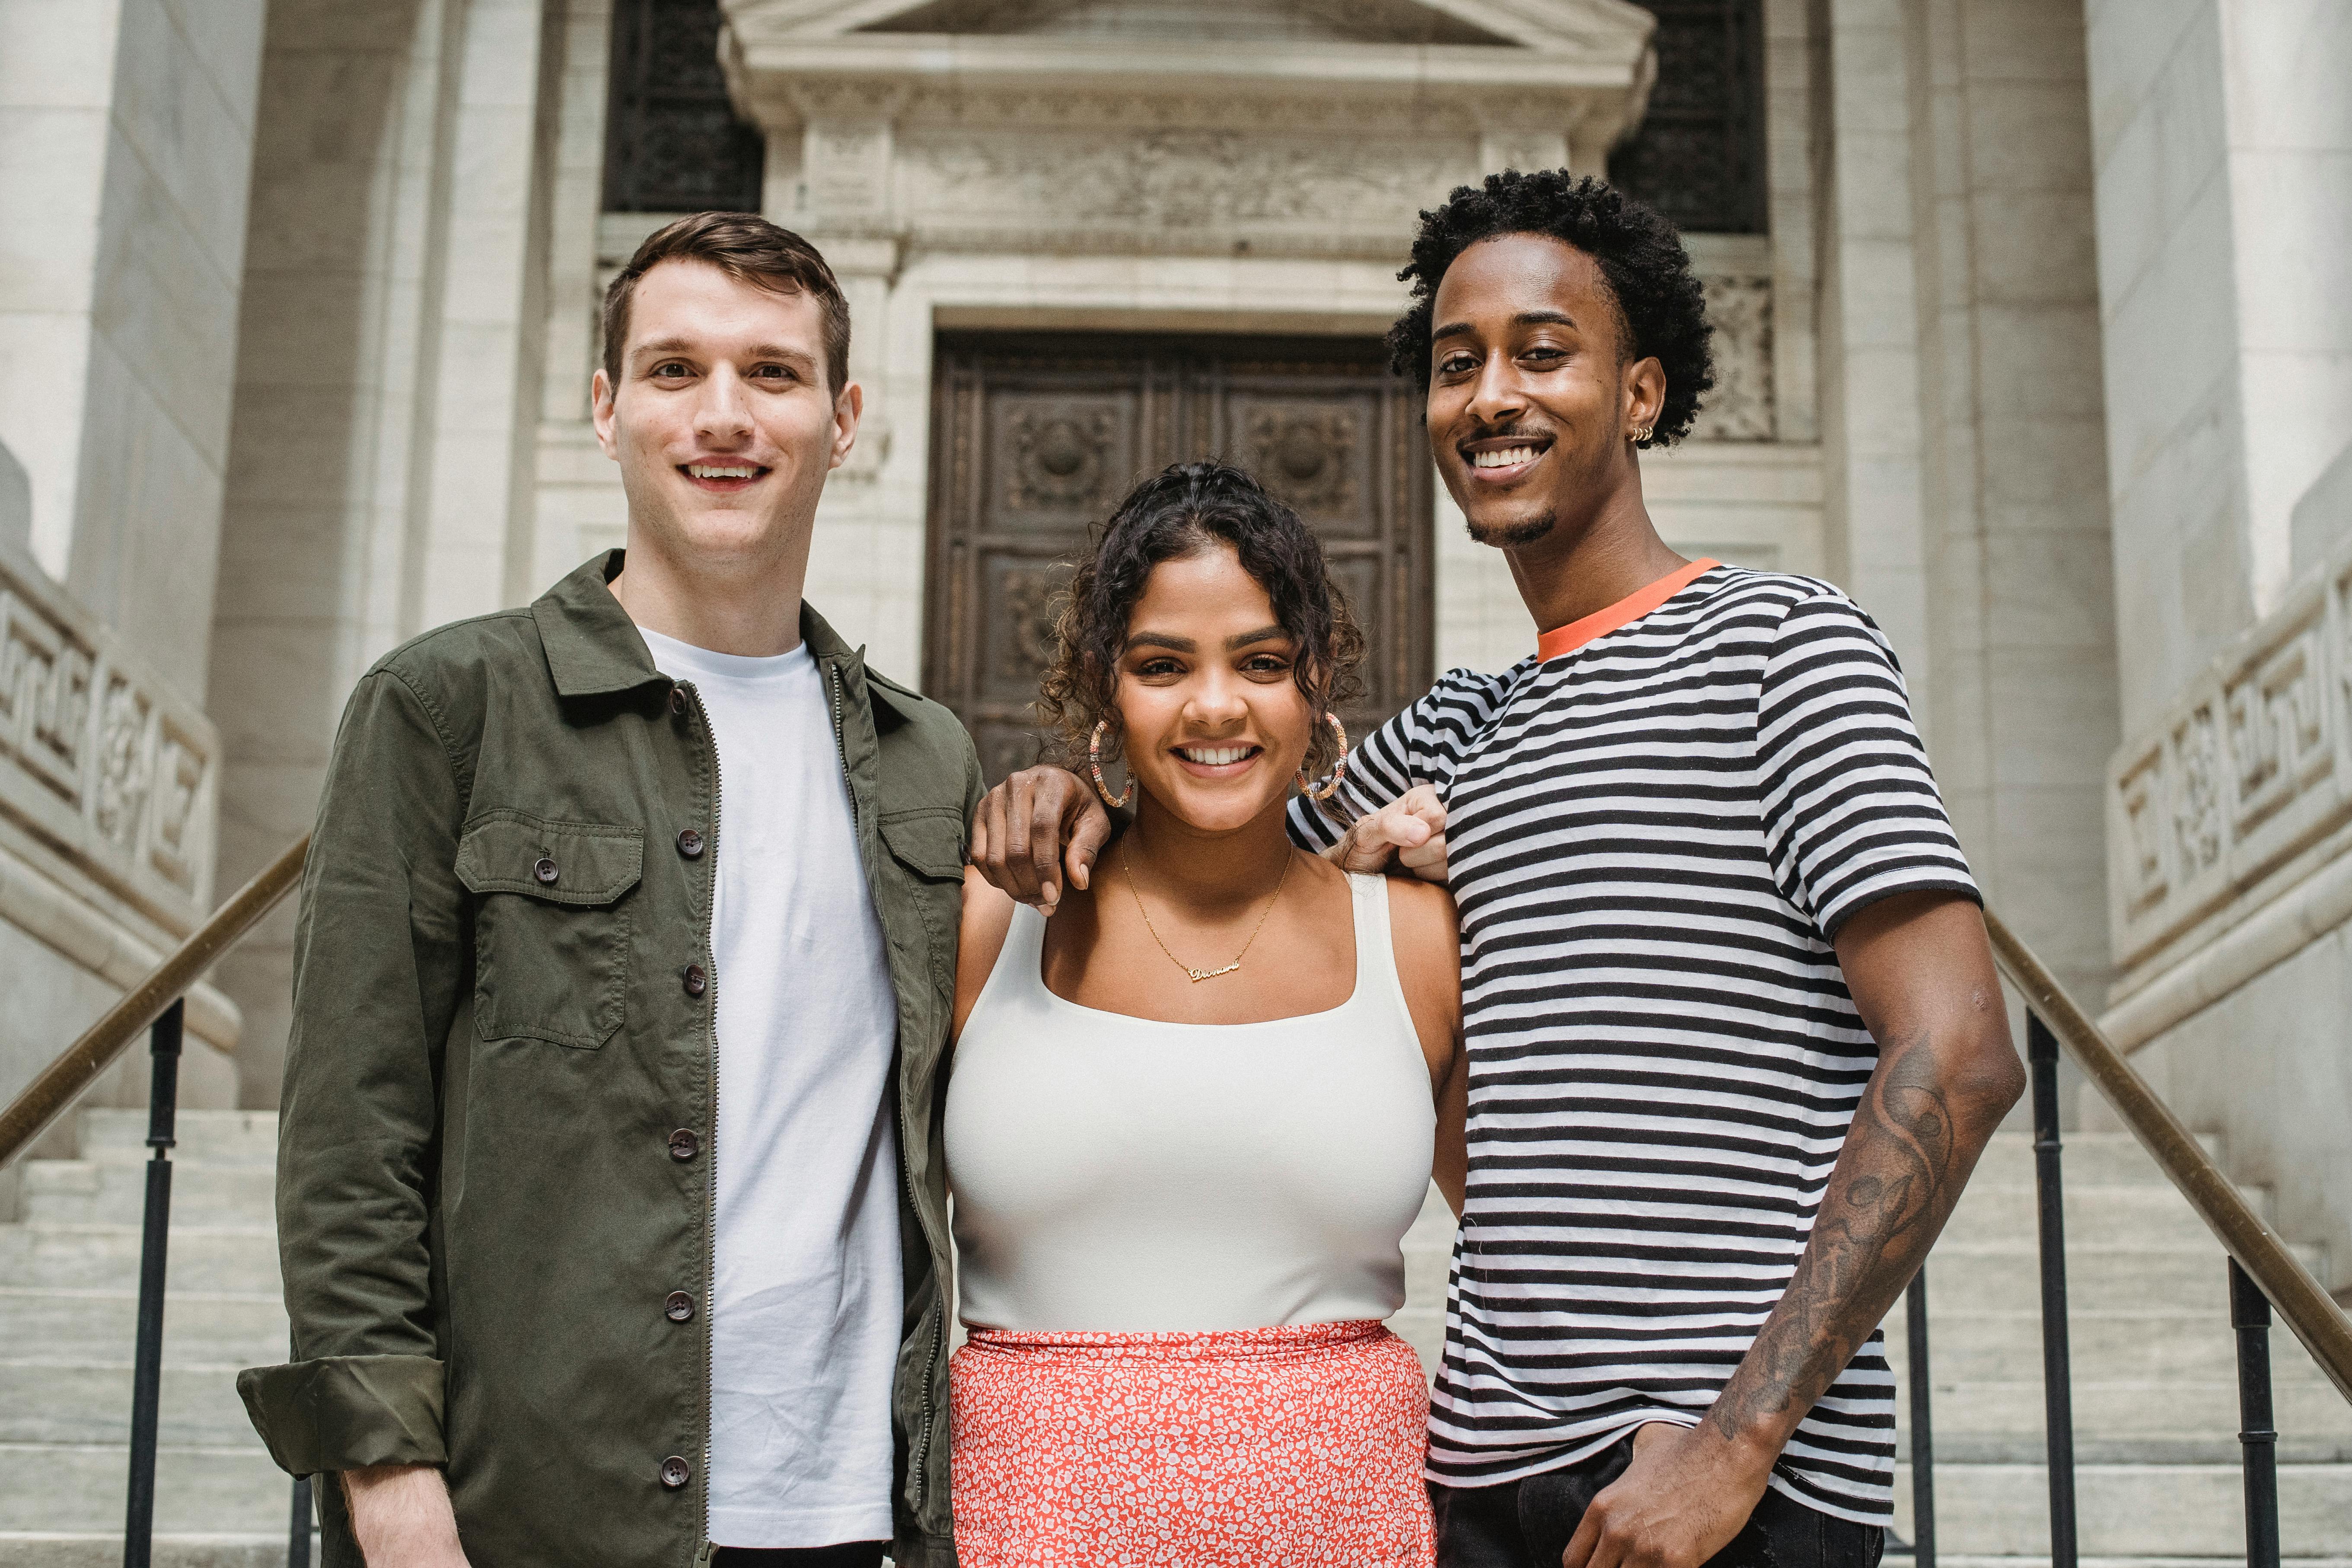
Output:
1467 510 1555 547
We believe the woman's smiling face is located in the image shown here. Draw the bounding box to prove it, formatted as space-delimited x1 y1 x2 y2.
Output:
1110 543 1315 835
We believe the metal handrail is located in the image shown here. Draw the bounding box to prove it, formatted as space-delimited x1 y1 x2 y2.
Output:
0 834 311 1171
1983 908 2352 1404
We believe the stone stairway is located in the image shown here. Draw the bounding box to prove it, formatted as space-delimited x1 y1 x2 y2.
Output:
0 1108 298 1566
1887 1128 2352 1560
1395 1128 2352 1561
3 1112 2346 1563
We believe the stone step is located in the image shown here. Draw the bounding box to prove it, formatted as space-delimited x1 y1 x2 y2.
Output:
74 1111 279 1170
0 1536 317 1568
20 1161 277 1229
0 1290 286 1366
1935 1182 2260 1251
1967 1132 2222 1191
1909 1242 2326 1313
0 1363 270 1447
1881 1370 2352 1462
0 1444 291 1534
1884 1461 2352 1557
1880 1309 2339 1386
0 1226 280 1294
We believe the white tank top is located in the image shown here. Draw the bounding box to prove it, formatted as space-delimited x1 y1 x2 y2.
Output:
946 870 1435 1332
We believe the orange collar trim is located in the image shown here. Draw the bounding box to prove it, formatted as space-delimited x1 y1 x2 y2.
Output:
1534 558 1719 663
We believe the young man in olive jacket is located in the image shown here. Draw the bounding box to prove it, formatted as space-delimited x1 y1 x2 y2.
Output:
239 214 978 1568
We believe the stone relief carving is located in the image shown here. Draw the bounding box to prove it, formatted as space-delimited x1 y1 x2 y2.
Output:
2170 708 2224 877
2116 751 2168 917
2112 564 2352 969
0 556 215 924
1692 274 1773 442
1244 407 1356 516
94 679 152 848
902 128 1466 244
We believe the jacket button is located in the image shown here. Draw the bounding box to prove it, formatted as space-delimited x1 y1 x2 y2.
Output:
660 1455 691 1489
682 963 707 998
665 1291 696 1323
532 857 558 885
667 1128 700 1162
668 687 688 716
676 828 704 859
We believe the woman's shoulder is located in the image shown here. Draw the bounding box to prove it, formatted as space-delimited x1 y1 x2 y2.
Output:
953 867 1024 1040
1377 870 1456 936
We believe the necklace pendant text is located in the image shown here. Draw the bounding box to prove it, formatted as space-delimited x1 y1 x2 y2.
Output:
1186 962 1242 983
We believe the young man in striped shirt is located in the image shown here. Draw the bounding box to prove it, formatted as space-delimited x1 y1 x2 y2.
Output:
973 171 2025 1568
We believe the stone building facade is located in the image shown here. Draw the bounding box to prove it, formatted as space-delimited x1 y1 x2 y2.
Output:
0 0 2345 1294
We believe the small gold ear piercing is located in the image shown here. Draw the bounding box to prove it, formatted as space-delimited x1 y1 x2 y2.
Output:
1630 424 1656 443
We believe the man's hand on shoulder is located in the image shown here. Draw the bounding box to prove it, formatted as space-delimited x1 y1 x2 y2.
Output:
970 765 1112 915
1561 1421 1772 1568
345 1464 471 1568
1326 784 1447 882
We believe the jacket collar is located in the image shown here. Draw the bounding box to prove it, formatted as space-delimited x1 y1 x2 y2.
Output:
532 549 868 697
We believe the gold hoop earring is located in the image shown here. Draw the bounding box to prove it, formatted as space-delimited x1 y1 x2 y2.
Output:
1297 713 1350 802
1630 424 1655 444
1088 719 1132 810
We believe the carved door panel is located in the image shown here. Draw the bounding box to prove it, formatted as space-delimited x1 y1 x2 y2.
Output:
924 333 1433 785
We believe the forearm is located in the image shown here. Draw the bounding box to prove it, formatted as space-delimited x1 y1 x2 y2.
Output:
345 1463 468 1566
1705 1020 2018 1456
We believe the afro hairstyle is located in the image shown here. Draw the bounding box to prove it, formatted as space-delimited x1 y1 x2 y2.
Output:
1387 169 1715 448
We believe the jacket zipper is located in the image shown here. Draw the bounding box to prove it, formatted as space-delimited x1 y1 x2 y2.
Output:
683 680 723 1555
829 661 946 1516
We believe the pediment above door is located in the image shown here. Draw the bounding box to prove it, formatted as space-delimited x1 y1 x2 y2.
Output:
718 0 1658 262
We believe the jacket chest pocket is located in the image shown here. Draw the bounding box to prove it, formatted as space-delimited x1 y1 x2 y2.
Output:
878 809 966 994
455 811 644 1049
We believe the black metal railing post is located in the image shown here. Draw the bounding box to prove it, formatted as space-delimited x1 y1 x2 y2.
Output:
2026 1012 2078 1568
288 1475 313 1567
122 997 183 1568
2229 1259 2282 1568
1905 1266 1936 1568
1900 1269 1938 1561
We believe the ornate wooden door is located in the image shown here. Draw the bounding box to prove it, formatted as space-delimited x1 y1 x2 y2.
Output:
923 332 1434 784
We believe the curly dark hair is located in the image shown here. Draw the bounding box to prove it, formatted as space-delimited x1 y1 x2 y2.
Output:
1387 170 1715 448
1037 460 1365 787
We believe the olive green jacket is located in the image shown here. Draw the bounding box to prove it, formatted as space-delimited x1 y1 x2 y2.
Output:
237 552 977 1567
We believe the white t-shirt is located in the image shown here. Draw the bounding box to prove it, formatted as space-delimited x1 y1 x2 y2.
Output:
639 627 902 1549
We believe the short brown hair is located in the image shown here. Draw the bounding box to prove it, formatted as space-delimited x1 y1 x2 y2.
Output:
600 211 851 394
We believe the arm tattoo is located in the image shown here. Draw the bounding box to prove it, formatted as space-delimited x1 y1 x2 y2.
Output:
1709 1026 1963 1443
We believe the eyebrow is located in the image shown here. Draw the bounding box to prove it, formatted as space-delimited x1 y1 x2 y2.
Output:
631 338 816 365
1123 625 1290 655
1430 309 1580 343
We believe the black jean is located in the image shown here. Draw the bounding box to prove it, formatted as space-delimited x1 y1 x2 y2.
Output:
710 1544 887 1568
1432 1437 1884 1568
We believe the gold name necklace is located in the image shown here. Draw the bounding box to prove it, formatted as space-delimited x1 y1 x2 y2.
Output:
1121 841 1292 983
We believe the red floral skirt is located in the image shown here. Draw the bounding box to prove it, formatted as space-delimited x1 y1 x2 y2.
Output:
949 1318 1434 1567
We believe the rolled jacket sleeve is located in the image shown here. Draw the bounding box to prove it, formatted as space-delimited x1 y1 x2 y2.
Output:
242 668 469 1474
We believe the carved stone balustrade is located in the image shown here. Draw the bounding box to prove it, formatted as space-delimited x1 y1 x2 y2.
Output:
0 534 217 940
2105 516 2352 1042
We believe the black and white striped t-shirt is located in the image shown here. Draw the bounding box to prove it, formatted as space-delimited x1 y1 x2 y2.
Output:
1289 563 1978 1523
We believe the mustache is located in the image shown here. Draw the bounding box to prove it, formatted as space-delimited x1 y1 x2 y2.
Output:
1455 420 1554 445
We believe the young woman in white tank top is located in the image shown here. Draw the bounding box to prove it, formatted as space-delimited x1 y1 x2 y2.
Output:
948 462 1465 1568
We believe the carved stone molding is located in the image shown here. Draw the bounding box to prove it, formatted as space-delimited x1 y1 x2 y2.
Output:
0 540 217 935
2107 551 2352 978
1691 273 1773 442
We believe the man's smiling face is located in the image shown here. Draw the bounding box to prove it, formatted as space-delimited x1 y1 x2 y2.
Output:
592 257 856 572
1425 233 1653 549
